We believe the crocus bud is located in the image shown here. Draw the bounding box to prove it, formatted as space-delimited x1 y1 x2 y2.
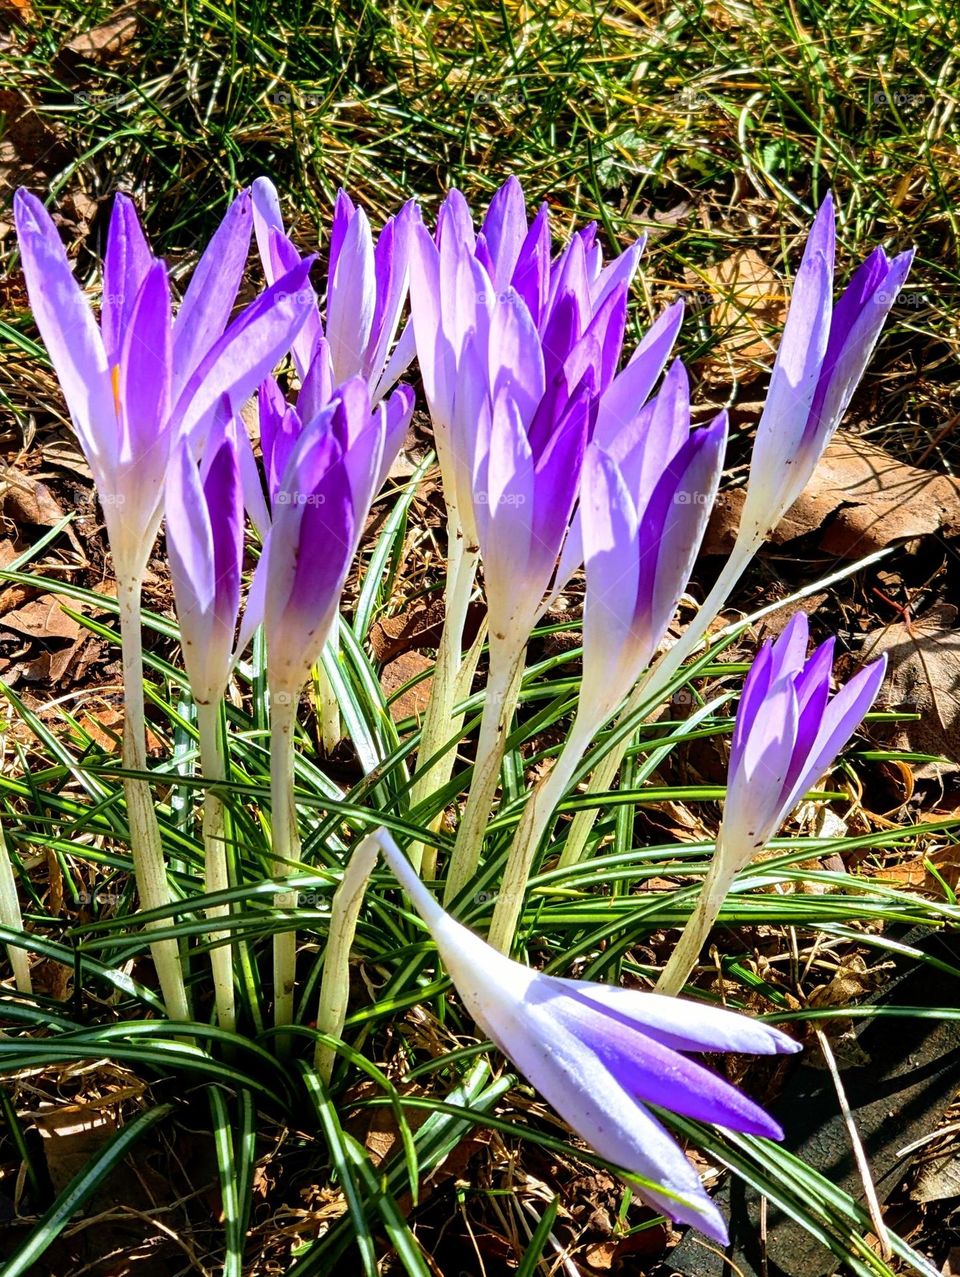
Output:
740 195 914 541
258 379 413 699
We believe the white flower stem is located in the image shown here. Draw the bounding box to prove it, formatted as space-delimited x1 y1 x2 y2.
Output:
269 690 302 1034
487 716 595 954
313 658 341 755
443 635 525 906
195 699 236 1034
118 578 190 1022
560 537 761 869
407 517 479 874
0 819 31 994
656 831 741 996
313 837 380 1081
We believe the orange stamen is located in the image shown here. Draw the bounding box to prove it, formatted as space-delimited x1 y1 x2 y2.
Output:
111 364 122 415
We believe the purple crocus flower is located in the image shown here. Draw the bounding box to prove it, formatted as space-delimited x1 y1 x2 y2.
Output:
488 366 727 949
367 826 800 1244
13 187 316 583
722 612 887 858
257 378 413 699
251 177 415 403
409 181 684 592
578 365 728 734
740 194 914 540
658 613 887 995
165 417 244 708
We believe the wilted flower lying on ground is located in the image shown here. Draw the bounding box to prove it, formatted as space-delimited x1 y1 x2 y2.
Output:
366 827 800 1244
658 612 887 994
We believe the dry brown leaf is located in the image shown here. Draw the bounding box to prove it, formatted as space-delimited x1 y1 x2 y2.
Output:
1 595 83 644
63 8 138 61
33 1104 118 1195
699 248 786 385
864 605 960 775
381 651 433 723
706 433 960 557
2 466 65 526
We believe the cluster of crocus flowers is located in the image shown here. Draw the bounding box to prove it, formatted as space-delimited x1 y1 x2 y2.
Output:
14 187 316 1020
488 365 727 950
407 179 687 898
12 174 910 1243
658 614 887 995
351 828 801 1243
554 194 913 873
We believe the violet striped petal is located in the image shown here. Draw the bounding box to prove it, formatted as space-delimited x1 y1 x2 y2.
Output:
373 830 799 1246
782 655 887 814
723 679 799 855
639 412 727 660
510 202 551 325
172 187 253 397
326 205 376 382
172 256 316 447
594 300 684 447
580 444 642 724
13 189 117 477
481 175 528 285
101 192 153 364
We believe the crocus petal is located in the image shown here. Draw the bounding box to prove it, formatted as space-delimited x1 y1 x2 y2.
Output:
326 206 376 382
640 412 727 656
172 188 254 397
768 612 810 683
166 440 217 695
101 192 153 364
743 244 833 536
783 655 887 813
172 257 316 447
567 983 800 1058
204 426 243 635
113 261 173 570
723 679 800 858
364 202 414 388
13 189 117 476
251 177 322 378
580 444 642 725
511 202 551 324
594 300 684 447
376 384 415 490
801 249 914 466
481 175 528 286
